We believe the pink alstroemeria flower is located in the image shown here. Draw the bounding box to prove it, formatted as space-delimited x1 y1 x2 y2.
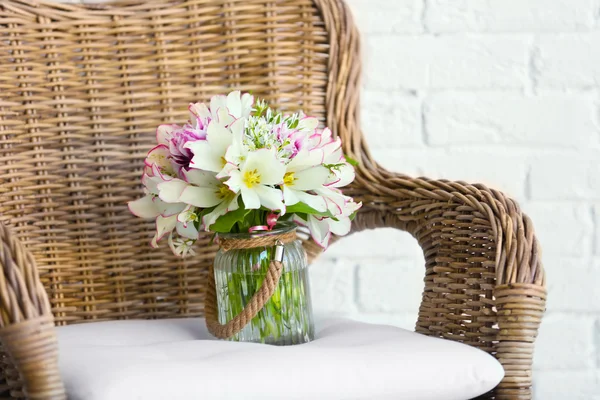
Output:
156 103 211 175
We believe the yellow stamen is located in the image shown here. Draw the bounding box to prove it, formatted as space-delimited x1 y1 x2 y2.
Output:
243 169 261 188
220 156 227 168
217 185 231 199
283 172 296 186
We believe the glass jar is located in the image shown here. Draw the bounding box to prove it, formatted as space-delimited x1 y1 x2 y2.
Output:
214 224 315 345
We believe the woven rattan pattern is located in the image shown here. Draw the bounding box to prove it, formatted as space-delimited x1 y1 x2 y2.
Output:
0 0 546 399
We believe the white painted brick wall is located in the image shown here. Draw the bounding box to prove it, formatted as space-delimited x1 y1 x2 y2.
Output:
425 0 597 33
425 92 598 147
322 1 600 398
536 34 600 88
364 35 529 90
50 0 600 398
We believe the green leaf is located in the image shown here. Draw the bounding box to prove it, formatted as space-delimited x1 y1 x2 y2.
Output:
349 211 357 221
344 155 359 167
209 199 252 233
286 202 333 218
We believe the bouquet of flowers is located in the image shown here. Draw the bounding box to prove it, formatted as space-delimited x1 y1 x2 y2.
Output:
129 91 361 256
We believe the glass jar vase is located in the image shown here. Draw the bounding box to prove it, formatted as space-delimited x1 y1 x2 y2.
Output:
213 224 315 345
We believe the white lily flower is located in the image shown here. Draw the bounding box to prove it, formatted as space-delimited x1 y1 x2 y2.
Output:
209 90 254 120
151 210 199 249
145 144 177 178
226 148 286 213
305 127 356 190
282 150 328 212
294 198 360 248
129 163 196 248
297 116 319 132
129 165 186 219
178 169 239 230
315 186 355 217
220 118 247 178
326 162 355 188
294 214 331 249
176 205 201 239
185 114 242 174
187 102 211 130
158 169 239 231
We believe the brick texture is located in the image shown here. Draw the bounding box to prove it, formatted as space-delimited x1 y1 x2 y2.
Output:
425 92 597 147
533 314 595 370
363 35 528 90
350 0 422 34
530 152 600 200
525 202 593 256
536 34 600 88
425 0 596 33
595 205 600 255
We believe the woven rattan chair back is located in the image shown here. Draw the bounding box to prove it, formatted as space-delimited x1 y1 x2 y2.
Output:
0 0 335 325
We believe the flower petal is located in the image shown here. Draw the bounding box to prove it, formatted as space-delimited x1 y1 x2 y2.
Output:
229 118 245 137
294 190 327 213
254 185 285 213
183 169 218 187
244 148 285 185
145 144 172 172
226 90 242 118
186 141 222 173
151 233 160 248
327 163 355 188
316 187 349 216
156 124 178 145
283 186 300 206
189 102 211 127
128 195 159 218
241 187 261 209
177 221 199 240
240 93 254 118
307 215 331 249
216 162 238 180
297 117 319 132
155 214 177 242
287 148 324 172
157 179 188 203
328 216 352 236
141 173 161 194
155 200 186 217
202 199 230 229
293 214 308 227
225 170 243 193
210 95 227 119
207 120 233 153
291 166 329 190
322 139 344 164
179 186 221 208
216 107 235 127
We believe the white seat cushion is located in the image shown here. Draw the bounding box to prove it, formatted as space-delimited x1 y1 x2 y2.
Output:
57 318 503 400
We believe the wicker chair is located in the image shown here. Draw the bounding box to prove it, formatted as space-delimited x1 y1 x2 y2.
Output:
0 0 546 399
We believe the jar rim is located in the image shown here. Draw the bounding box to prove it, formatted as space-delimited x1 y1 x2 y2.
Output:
216 222 297 240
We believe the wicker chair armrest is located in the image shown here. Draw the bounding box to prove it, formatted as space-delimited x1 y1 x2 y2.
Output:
0 222 65 400
346 165 547 399
350 166 546 286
